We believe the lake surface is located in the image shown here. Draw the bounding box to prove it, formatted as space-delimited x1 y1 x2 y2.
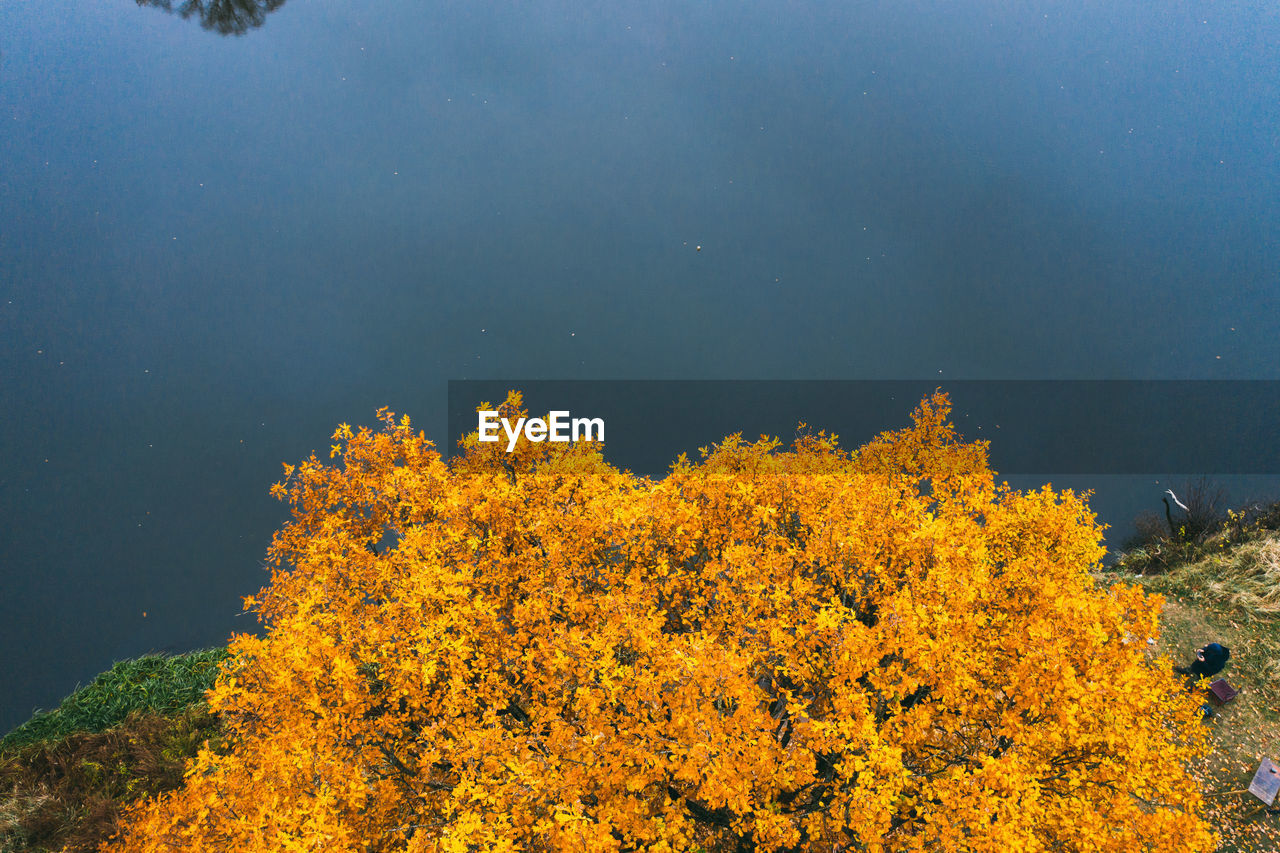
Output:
2 0 1278 733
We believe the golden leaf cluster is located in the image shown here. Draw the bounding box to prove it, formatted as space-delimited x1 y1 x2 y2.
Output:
103 391 1214 852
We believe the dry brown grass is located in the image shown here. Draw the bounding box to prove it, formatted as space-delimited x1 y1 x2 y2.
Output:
0 706 222 853
1099 557 1280 852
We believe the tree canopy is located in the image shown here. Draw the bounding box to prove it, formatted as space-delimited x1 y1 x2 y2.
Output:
104 391 1213 852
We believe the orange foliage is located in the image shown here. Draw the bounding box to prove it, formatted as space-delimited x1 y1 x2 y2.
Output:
103 391 1214 852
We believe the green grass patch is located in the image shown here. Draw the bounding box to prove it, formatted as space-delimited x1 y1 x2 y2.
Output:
0 648 230 756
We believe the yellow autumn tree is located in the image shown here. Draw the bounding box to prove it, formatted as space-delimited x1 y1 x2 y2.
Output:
103 391 1214 852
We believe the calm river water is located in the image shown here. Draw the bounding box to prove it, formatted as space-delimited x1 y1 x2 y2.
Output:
2 0 1278 732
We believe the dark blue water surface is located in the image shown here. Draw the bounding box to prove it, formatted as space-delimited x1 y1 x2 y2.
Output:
2 0 1278 733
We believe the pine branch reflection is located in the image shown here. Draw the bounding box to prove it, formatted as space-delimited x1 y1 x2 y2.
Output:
135 0 287 36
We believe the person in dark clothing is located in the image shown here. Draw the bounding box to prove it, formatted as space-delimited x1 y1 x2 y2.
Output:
1174 643 1230 679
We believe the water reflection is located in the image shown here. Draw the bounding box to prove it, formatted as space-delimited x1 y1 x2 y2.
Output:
135 0 286 35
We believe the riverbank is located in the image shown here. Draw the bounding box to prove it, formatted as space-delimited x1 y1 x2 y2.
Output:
4 517 1279 852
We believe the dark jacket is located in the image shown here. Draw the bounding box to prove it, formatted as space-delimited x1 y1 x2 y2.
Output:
1174 643 1230 678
